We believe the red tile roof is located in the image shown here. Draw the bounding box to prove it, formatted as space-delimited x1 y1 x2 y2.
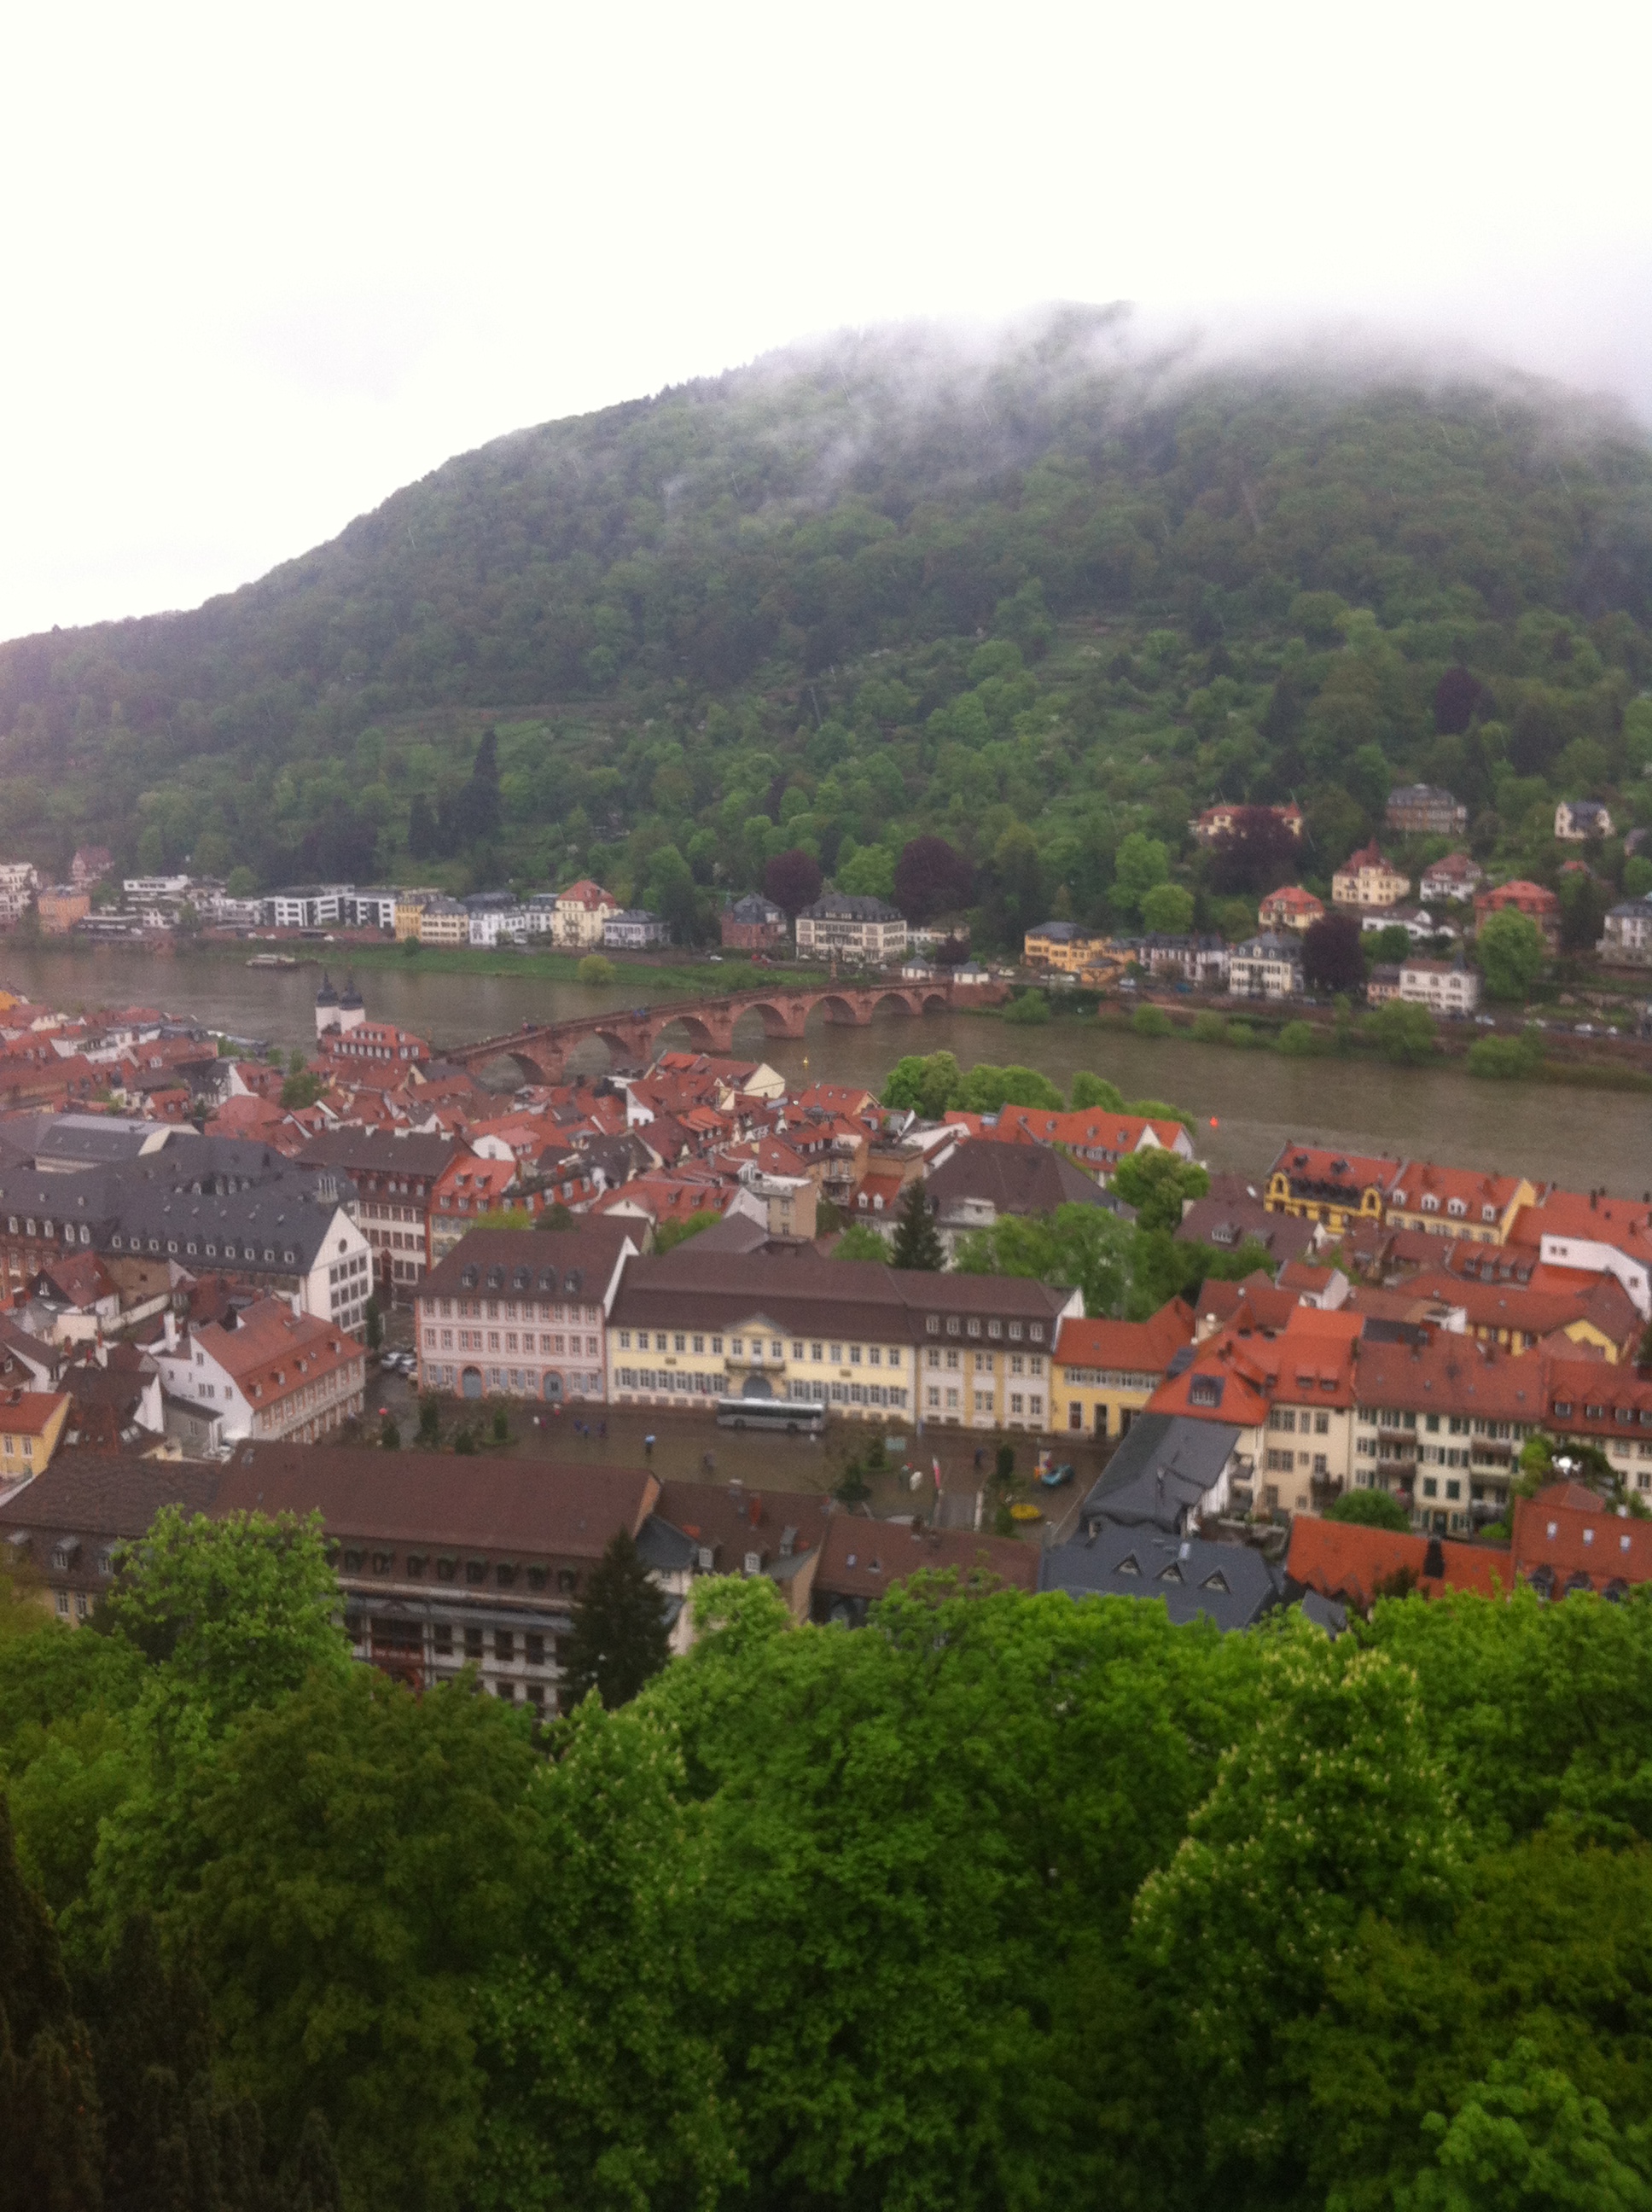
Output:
1511 1482 1652 1594
1055 1301 1195 1375
1287 1516 1511 1608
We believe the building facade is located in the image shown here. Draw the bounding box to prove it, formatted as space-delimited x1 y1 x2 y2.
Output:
1053 1304 1195 1438
415 1225 637 1402
1398 958 1480 1015
1331 844 1410 909
1258 886 1323 933
554 880 620 947
795 895 907 963
1387 784 1468 835
1556 799 1614 841
608 1252 1079 1430
603 909 671 949
1475 879 1562 952
1419 853 1484 904
296 1130 462 1296
153 1298 365 1445
1227 932 1305 997
719 894 788 951
1599 894 1652 966
1023 923 1107 972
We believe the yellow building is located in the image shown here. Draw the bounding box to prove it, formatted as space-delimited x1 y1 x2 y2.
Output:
1024 922 1108 973
1383 1162 1539 1244
1052 1305 1195 1438
1265 1144 1399 1232
608 1254 1076 1431
0 1388 70 1479
1331 842 1410 908
417 898 468 946
394 893 433 941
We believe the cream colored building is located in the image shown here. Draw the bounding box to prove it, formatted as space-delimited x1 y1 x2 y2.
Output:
554 879 620 947
608 1253 1078 1430
417 897 468 946
1398 958 1480 1016
1332 843 1410 909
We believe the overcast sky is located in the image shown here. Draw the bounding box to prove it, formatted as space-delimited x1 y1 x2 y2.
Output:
3 0 1649 643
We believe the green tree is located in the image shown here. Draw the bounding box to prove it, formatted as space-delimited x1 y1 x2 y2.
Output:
0 1798 102 2211
1277 1019 1318 1056
889 1179 945 1271
363 1295 382 1351
1135 1631 1465 2200
833 1221 891 1261
1002 989 1050 1025
1069 1071 1126 1111
380 1416 401 1449
105 1508 349 1742
1141 882 1195 934
1131 1004 1173 1037
561 1531 672 1711
654 1208 722 1254
416 1395 442 1447
1324 1487 1411 1532
1112 831 1170 921
578 952 616 987
954 1202 1134 1317
1108 1151 1210 1234
1367 998 1439 1064
281 1070 327 1109
1399 2043 1652 2211
1475 909 1549 1002
882 1051 962 1117
174 1666 538 2205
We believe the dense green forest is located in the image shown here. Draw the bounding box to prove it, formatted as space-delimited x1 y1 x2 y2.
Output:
7 1507 1652 2212
4 308 1652 944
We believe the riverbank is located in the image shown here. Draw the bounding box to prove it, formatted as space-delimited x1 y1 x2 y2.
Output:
3 943 1648 1197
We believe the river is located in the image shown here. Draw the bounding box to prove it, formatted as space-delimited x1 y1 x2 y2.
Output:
6 943 1649 1199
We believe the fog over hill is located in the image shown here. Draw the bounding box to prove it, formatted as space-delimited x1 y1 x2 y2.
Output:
3 306 1649 940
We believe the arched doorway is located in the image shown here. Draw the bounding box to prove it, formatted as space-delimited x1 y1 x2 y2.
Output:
542 1372 562 1401
461 1367 483 1399
741 1373 774 1400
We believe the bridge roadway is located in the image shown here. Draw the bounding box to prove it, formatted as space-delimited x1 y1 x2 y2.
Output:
446 975 1005 1083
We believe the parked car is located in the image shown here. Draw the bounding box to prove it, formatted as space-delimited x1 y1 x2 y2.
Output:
1575 1022 1596 1035
1039 1462 1077 1489
1475 1015 1496 1027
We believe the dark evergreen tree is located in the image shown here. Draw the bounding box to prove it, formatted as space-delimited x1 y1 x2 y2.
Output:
561 1530 671 1710
0 1800 102 2212
284 2110 342 2212
890 1179 944 1272
445 729 501 850
1301 911 1365 993
406 793 439 859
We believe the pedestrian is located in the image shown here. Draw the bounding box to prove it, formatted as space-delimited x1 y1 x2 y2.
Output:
598 1421 607 1440
974 1447 984 1471
644 1433 655 1458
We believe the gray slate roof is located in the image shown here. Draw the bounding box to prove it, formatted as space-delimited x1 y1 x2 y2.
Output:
1078 1412 1239 1533
1040 1522 1281 1631
925 1143 1132 1221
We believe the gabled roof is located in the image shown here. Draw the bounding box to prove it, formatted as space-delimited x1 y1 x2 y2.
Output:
1041 1522 1281 1631
814 1512 1038 1598
1079 1412 1241 1529
1055 1301 1195 1376
1286 1516 1511 1610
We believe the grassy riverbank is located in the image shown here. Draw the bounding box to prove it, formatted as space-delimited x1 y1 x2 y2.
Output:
173 937 828 995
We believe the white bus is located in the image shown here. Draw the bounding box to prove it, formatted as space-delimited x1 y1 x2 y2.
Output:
715 1394 826 1435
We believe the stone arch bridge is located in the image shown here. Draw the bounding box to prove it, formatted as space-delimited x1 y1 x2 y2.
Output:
446 976 1005 1085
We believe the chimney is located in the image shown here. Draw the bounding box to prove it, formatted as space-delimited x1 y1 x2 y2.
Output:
162 1309 178 1353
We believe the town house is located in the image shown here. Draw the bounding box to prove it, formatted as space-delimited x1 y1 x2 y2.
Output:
416 1223 637 1404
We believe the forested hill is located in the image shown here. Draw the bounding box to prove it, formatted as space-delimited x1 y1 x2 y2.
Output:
4 306 1652 935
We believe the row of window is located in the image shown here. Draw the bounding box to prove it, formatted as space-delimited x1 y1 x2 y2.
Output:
922 1314 1044 1343
1062 1367 1159 1389
434 1327 600 1357
618 1330 902 1365
1265 1449 1329 1475
926 1385 1044 1417
1269 1408 1333 1435
433 1296 598 1324
5 1216 92 1243
340 1549 582 1592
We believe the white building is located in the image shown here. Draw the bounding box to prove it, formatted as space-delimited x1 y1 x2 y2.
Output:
120 874 189 904
795 894 907 963
468 906 532 947
604 910 671 948
1227 933 1304 998
1399 958 1480 1015
552 880 620 947
152 1296 366 1445
1556 800 1614 842
1599 895 1652 967
0 863 39 925
266 884 355 929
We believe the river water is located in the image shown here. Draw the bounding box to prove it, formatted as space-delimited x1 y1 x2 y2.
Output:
6 945 1649 1199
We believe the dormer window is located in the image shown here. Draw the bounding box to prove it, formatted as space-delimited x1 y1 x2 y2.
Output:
1421 1195 1439 1213
1446 1199 1465 1218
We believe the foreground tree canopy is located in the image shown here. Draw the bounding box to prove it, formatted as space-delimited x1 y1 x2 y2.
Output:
4 1513 1652 2209
1 311 1648 939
